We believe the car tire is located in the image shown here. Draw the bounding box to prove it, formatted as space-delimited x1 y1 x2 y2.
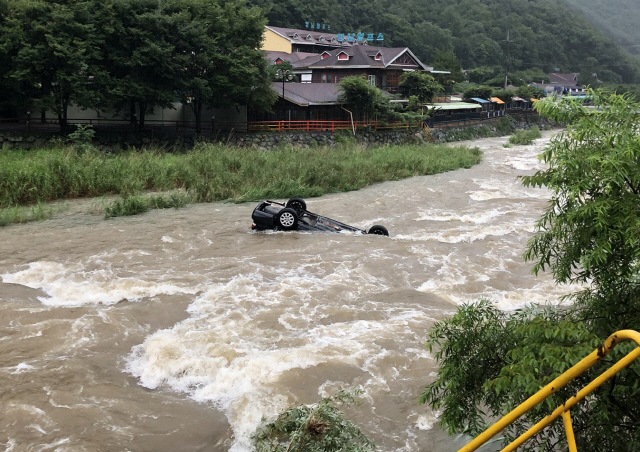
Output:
286 197 307 214
368 225 389 236
276 208 299 230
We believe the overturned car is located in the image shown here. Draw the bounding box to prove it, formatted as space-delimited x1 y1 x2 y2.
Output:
251 198 389 236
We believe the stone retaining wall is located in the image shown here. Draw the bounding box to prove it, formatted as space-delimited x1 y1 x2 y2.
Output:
226 129 418 150
0 114 553 151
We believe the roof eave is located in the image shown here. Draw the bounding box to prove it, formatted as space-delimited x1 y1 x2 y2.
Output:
385 48 431 71
265 26 293 43
307 65 376 69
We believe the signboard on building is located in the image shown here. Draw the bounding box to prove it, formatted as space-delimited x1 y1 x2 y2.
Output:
305 22 330 31
303 20 384 43
336 32 383 42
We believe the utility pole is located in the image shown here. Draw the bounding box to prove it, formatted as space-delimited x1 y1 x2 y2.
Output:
503 29 512 90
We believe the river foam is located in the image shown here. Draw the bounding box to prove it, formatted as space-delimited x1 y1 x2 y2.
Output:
125 263 439 451
1 261 200 307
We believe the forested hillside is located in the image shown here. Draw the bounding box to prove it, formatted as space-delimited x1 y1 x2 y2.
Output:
250 0 640 84
564 0 640 56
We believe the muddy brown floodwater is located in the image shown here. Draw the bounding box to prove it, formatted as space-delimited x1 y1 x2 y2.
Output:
0 131 576 452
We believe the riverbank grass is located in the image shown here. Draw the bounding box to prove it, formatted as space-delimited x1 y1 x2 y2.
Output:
1 142 482 222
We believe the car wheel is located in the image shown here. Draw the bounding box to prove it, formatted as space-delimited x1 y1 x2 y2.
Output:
276 208 299 230
368 225 389 236
286 197 307 214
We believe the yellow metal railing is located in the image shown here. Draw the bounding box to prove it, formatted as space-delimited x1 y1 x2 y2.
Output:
457 329 640 452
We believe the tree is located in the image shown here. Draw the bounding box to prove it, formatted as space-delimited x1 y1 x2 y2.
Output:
463 85 493 100
338 76 384 120
0 0 15 116
515 84 546 100
433 50 464 82
523 91 640 332
399 71 442 103
252 389 375 452
101 0 181 130
421 90 640 452
466 66 501 84
510 68 550 86
492 89 513 104
3 0 106 130
170 0 275 133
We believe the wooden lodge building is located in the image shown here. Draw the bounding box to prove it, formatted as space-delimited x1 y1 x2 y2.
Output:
259 26 438 122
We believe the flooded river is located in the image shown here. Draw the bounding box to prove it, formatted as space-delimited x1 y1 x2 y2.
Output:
1 131 573 451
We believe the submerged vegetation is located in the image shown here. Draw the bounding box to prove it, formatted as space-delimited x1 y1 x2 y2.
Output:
0 202 66 227
252 389 375 452
102 192 191 218
508 126 542 145
0 141 482 222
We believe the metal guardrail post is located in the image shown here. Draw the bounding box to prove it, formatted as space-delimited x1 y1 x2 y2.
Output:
561 411 578 452
456 330 640 452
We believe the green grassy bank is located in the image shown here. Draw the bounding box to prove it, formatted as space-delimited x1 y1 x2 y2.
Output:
0 142 481 223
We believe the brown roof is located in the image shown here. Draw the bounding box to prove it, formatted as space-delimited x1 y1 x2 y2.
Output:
273 82 393 106
266 26 354 48
265 51 319 65
273 82 343 106
300 45 433 71
546 73 581 88
547 72 579 84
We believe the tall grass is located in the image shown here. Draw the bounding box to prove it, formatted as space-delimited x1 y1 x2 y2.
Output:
1 142 482 219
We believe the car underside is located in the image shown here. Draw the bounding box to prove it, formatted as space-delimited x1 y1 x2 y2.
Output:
251 198 389 236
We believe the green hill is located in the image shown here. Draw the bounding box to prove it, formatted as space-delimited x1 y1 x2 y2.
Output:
251 0 640 84
564 0 640 56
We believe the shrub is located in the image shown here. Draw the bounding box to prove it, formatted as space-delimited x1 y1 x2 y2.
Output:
67 124 97 153
508 126 542 145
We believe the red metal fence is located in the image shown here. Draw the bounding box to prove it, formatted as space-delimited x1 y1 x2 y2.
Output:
245 120 412 132
1 110 537 134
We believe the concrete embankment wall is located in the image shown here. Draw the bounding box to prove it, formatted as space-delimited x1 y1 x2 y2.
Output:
0 115 553 152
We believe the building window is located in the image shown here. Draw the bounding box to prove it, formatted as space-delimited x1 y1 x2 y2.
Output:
368 75 376 86
321 74 327 83
386 72 400 87
338 52 349 60
301 74 312 84
327 74 332 83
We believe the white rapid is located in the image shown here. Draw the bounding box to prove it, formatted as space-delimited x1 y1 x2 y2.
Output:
0 131 572 451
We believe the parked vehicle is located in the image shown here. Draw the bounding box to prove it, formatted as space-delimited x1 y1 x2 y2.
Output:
251 198 389 236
